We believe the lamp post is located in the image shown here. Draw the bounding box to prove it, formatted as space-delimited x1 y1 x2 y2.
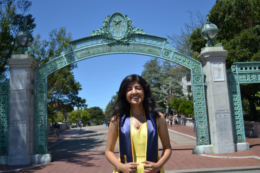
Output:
15 24 34 54
201 16 219 48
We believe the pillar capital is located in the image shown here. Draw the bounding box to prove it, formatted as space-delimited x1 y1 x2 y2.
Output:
198 47 228 64
7 54 38 69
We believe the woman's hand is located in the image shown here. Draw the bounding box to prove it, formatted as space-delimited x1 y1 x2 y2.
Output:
119 162 139 173
142 161 160 173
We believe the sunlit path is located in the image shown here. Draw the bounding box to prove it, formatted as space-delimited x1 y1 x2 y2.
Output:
1 125 260 173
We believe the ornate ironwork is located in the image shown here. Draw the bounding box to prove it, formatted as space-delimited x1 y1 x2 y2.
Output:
192 84 209 145
34 13 210 153
227 62 260 143
0 78 9 156
90 12 146 44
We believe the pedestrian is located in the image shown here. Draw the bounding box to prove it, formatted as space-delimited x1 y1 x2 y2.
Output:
53 121 60 137
165 116 169 127
90 119 93 126
174 117 178 127
105 74 171 173
192 116 196 132
107 118 110 127
79 119 82 130
169 116 173 127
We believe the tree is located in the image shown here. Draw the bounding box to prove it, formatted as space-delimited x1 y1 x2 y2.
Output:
55 111 65 123
75 97 87 123
189 0 260 120
178 100 194 117
105 92 118 119
142 58 165 111
168 97 184 115
168 10 206 58
0 0 36 77
88 106 104 125
68 109 90 124
162 62 187 102
28 27 86 123
168 97 193 116
142 58 187 111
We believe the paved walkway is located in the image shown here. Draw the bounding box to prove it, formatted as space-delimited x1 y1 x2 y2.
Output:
0 125 260 173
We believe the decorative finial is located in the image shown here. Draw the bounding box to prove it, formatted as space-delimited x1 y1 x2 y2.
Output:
206 16 210 24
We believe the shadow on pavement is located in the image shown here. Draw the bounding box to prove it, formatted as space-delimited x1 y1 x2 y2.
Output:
250 143 260 148
47 130 107 168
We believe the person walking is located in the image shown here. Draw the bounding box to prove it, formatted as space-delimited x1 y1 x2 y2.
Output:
107 118 110 127
174 117 178 127
53 122 60 137
105 74 171 173
169 116 173 127
79 119 82 130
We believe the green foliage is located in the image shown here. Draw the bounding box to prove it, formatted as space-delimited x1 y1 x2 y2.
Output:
209 0 260 44
88 106 104 125
224 27 260 68
189 28 206 57
178 100 194 116
68 109 90 124
168 97 193 116
168 97 183 113
0 0 36 76
28 28 86 123
242 99 249 113
105 92 118 119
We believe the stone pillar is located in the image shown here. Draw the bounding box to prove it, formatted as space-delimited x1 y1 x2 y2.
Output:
198 47 236 154
7 54 38 165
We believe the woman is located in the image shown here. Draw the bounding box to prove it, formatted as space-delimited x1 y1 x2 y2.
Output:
105 74 172 173
169 116 173 127
174 117 178 127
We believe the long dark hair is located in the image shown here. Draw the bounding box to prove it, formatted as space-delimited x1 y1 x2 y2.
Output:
112 74 160 121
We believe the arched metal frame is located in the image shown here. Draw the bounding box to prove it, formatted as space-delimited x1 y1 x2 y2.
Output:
227 62 260 143
34 13 210 154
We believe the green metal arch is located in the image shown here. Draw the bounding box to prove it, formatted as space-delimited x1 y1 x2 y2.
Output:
34 32 209 154
227 62 260 144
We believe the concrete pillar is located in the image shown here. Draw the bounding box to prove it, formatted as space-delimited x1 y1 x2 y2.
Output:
198 47 236 154
7 54 38 165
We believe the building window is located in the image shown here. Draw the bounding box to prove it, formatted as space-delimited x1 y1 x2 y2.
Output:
186 74 191 82
187 86 192 93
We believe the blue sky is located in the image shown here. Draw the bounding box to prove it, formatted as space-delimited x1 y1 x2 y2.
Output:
29 0 216 111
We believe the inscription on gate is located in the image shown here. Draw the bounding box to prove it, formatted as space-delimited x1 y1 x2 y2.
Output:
215 109 232 141
76 45 161 59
